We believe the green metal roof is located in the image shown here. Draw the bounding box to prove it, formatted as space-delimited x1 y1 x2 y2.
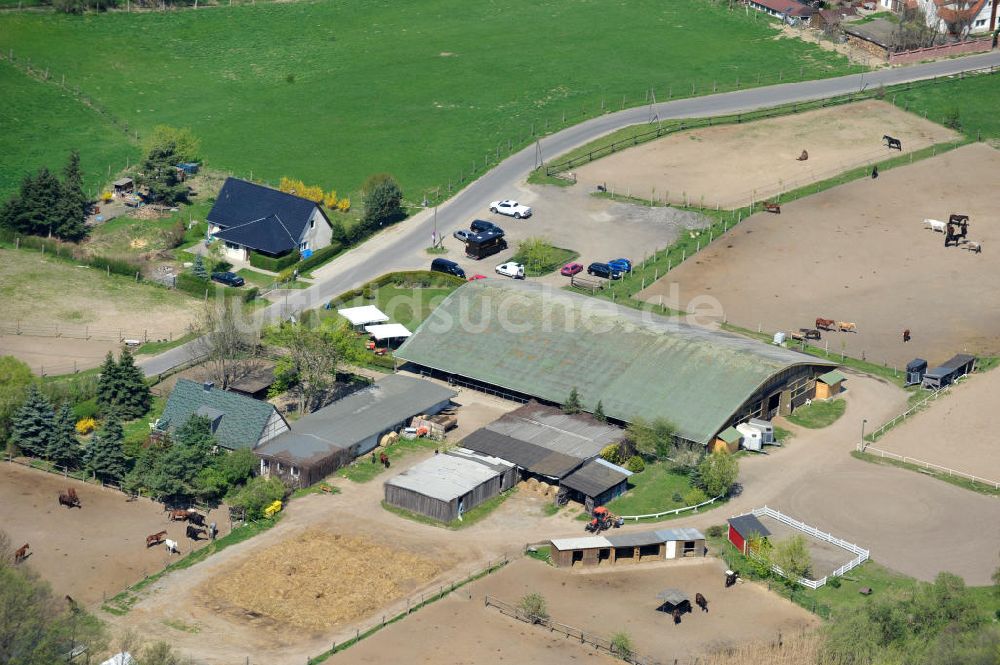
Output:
161 379 280 450
395 280 836 444
717 426 742 444
818 370 847 386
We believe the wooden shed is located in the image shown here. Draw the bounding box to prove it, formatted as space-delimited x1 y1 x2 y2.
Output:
711 426 742 454
727 513 771 555
383 448 516 522
815 369 847 400
550 527 706 568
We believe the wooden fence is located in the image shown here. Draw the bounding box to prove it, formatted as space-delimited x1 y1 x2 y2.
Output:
484 594 667 665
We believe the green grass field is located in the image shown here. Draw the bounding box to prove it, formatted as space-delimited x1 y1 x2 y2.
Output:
602 461 697 518
893 73 1000 142
0 0 856 202
786 399 847 429
323 284 457 331
0 59 139 201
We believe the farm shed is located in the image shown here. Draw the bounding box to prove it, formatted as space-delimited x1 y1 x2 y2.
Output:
921 353 976 389
395 279 836 447
461 428 583 480
383 448 516 522
559 458 632 509
225 362 276 400
712 426 743 454
158 379 288 451
815 370 847 400
253 375 456 487
550 527 706 567
112 178 133 195
745 0 816 23
207 177 333 264
727 514 771 555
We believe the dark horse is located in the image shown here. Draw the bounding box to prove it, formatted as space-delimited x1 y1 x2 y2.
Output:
672 608 682 625
695 593 709 612
186 525 206 541
882 134 902 151
58 488 81 509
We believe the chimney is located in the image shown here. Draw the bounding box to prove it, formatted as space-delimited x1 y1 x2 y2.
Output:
203 381 214 392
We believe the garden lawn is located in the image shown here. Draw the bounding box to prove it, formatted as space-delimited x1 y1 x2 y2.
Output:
0 59 140 201
337 437 438 483
325 285 457 331
511 245 579 277
602 462 695 518
786 399 846 429
0 0 856 202
893 73 1000 142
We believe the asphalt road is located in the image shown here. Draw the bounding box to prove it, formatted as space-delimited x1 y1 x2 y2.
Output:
140 51 1000 377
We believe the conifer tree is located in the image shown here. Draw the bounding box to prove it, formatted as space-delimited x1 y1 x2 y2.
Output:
594 400 606 423
192 254 208 279
116 350 151 419
96 351 121 414
53 151 88 241
11 385 54 458
48 403 82 469
85 414 127 482
562 387 582 414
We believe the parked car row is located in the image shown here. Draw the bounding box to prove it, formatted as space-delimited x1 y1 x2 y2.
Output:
558 257 632 281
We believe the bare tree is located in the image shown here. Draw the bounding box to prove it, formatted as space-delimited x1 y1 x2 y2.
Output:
266 323 343 414
190 300 259 390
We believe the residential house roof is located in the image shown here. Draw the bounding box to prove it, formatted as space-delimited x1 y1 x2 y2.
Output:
560 458 631 499
749 0 817 17
253 375 457 467
207 177 326 255
395 280 836 444
160 379 281 450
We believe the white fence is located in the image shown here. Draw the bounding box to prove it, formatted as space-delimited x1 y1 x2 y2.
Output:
744 505 869 590
861 386 950 447
858 447 1000 490
619 493 724 521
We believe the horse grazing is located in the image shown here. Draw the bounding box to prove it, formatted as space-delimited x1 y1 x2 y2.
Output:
882 135 902 151
146 531 167 548
168 509 190 522
672 608 682 625
837 321 857 333
186 510 206 526
695 593 709 612
14 543 30 564
186 525 206 541
815 318 835 331
763 201 781 214
164 539 180 555
58 488 81 509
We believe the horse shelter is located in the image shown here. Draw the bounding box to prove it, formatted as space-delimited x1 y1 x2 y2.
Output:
550 527 706 568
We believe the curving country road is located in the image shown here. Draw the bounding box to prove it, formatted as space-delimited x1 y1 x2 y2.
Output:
140 51 1000 376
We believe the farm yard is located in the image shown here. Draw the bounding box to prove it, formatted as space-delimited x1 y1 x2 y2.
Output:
638 142 1000 367
0 462 230 607
752 514 859 581
572 100 961 208
0 0 857 200
867 367 1000 483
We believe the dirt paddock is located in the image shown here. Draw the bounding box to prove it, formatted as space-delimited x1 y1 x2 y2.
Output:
755 515 857 580
330 558 818 664
639 143 1000 367
0 462 229 607
573 100 959 208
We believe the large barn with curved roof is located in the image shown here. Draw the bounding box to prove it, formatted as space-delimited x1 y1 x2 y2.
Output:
394 279 837 447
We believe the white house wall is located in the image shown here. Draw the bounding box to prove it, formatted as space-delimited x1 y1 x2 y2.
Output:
916 0 995 34
258 411 290 447
300 208 333 252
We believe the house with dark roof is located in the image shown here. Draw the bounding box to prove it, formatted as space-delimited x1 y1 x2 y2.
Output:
207 177 333 264
744 0 816 23
158 379 289 451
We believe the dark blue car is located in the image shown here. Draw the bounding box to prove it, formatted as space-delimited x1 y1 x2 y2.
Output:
211 271 245 287
607 258 632 273
587 262 621 280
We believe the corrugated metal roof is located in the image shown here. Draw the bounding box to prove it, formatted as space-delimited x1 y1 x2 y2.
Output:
384 453 503 502
254 375 456 465
550 536 613 550
656 588 689 605
655 527 705 542
560 459 630 499
728 514 771 539
365 323 411 340
605 531 664 548
462 428 584 478
486 402 624 459
717 426 742 444
395 280 835 444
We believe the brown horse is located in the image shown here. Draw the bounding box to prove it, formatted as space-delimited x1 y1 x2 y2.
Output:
672 608 682 625
146 531 167 548
168 509 190 522
14 543 30 564
695 593 708 612
815 318 835 331
58 488 81 509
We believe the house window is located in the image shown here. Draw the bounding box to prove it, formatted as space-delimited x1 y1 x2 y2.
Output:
310 218 315 229
260 459 269 474
290 466 300 478
975 18 986 26
276 462 283 473
299 241 309 251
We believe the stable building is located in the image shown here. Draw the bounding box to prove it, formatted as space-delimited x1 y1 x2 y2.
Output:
559 458 632 509
395 279 837 447
383 448 517 522
922 354 976 389
254 375 456 487
550 527 706 568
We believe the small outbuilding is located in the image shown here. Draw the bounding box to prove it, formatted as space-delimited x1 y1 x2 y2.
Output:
383 448 517 522
550 527 706 567
655 588 691 614
712 426 742 454
112 178 134 196
558 458 632 510
922 354 976 389
225 362 276 400
339 305 389 330
727 514 771 555
814 369 847 400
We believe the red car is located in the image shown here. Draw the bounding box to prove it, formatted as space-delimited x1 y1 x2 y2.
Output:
468 274 488 281
560 262 584 277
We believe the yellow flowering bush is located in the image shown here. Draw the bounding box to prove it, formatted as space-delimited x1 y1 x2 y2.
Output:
75 417 97 435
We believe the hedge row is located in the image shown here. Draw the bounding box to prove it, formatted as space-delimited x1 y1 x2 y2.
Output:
175 272 259 303
329 270 466 305
296 242 343 274
1 229 143 279
250 250 299 272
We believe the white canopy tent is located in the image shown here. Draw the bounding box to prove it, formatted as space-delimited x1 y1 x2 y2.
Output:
338 305 389 327
365 323 412 341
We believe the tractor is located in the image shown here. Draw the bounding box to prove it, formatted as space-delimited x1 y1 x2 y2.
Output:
584 506 623 533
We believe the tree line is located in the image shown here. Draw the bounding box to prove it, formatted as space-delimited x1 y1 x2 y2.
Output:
0 151 88 242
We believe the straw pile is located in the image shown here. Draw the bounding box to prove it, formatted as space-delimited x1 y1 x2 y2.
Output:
201 530 442 633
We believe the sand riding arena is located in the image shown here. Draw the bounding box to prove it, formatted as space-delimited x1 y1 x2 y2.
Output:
0 462 230 606
573 99 959 208
638 142 1000 368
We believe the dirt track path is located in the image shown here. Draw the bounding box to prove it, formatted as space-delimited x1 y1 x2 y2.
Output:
107 371 1000 663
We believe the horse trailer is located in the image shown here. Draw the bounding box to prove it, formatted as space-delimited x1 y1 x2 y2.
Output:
748 418 775 445
465 230 508 260
905 358 927 386
736 423 763 451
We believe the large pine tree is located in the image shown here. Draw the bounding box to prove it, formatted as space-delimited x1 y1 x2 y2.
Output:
11 385 54 458
0 168 64 238
48 403 82 469
96 351 121 414
53 151 88 242
84 414 127 482
116 350 151 419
